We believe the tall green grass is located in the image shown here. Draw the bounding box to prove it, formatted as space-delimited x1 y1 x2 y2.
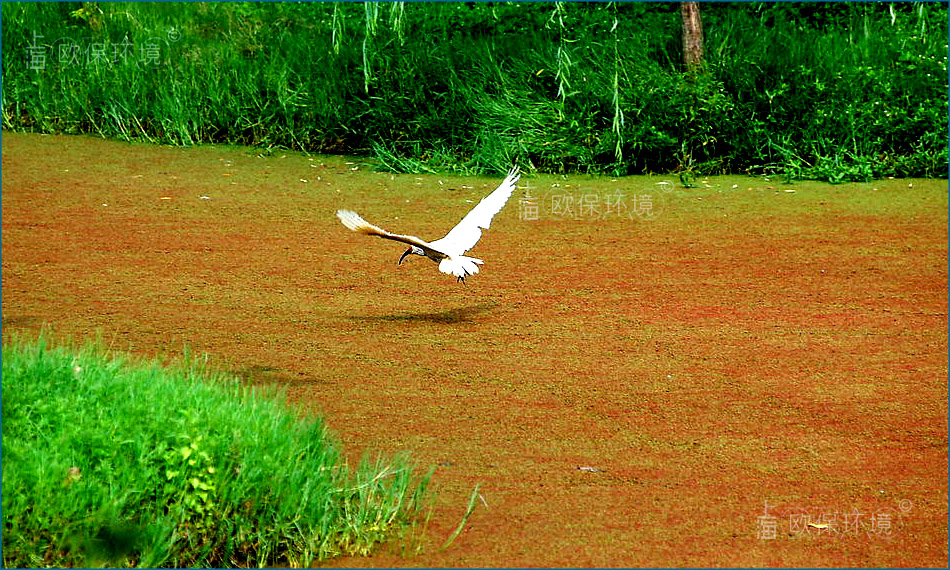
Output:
1 335 431 568
1 2 946 179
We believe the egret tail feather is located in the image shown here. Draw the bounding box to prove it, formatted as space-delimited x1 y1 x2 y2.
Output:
439 256 483 280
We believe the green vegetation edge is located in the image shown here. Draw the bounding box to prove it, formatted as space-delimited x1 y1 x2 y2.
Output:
1 334 432 568
2 2 946 180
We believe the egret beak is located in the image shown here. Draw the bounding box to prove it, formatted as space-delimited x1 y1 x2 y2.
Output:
398 248 413 265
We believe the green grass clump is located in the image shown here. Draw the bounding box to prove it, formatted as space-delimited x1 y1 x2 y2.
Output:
1 336 431 568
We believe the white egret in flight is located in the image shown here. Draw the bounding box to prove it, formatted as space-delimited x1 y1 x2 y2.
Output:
336 166 520 283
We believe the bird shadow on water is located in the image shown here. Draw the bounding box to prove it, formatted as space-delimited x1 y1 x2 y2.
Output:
350 302 498 324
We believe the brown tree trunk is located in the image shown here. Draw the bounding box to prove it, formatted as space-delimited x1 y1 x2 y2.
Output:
681 2 704 71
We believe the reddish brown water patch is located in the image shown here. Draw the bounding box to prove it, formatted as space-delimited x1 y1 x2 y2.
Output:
3 133 947 567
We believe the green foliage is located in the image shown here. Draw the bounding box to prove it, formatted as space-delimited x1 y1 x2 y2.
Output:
161 435 217 533
1 1 946 178
1 335 431 568
704 2 948 181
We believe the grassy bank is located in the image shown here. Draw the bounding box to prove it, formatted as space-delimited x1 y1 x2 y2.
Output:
1 336 431 568
1 2 946 179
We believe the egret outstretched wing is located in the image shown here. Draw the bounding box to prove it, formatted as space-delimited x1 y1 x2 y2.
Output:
336 210 448 261
430 166 520 256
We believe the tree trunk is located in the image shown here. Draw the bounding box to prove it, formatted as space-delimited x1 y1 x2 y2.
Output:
681 2 704 71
